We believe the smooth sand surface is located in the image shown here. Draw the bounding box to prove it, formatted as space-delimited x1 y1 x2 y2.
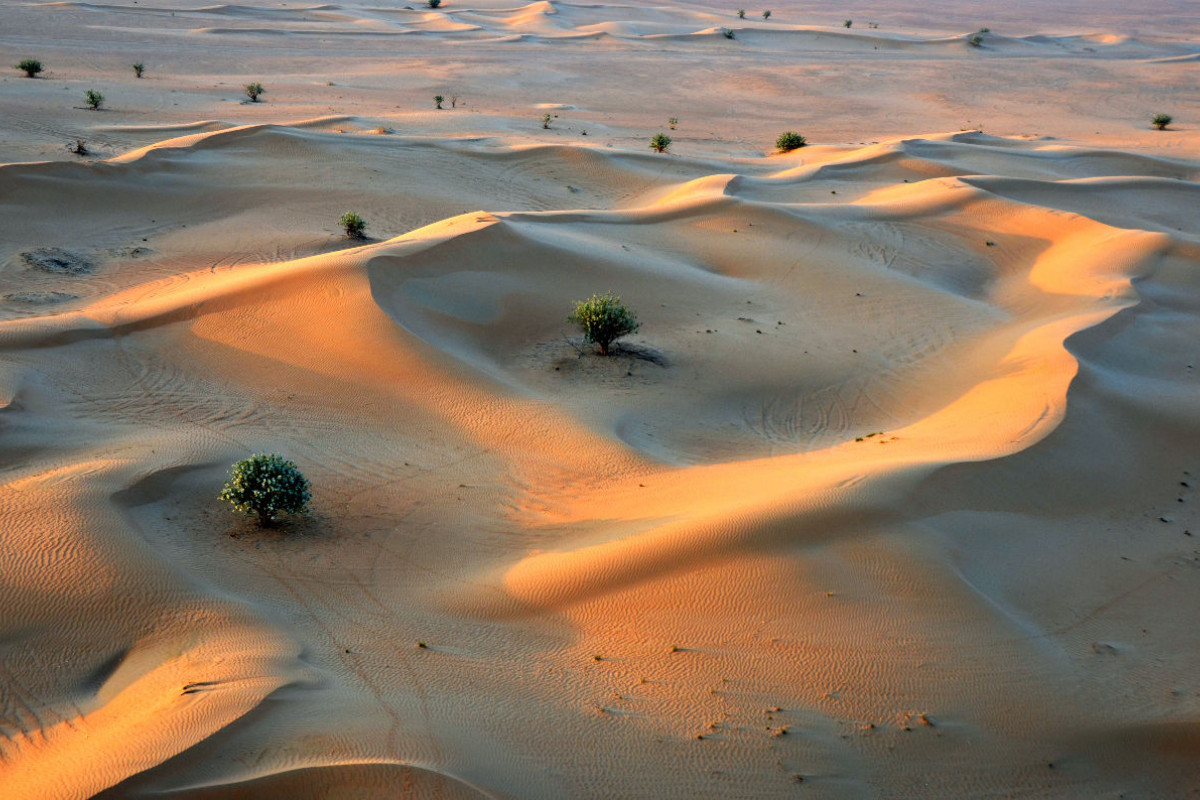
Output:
2 1 1200 797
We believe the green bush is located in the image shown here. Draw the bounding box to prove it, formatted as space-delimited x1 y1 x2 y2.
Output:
736 8 745 17
776 131 806 152
85 90 104 110
340 211 367 238
650 132 671 153
722 27 736 39
428 0 442 7
542 112 552 129
569 293 640 356
434 94 444 109
761 9 770 19
16 58 43 78
245 82 265 102
132 62 145 78
843 19 852 28
968 34 983 46
219 453 311 527
1152 113 1172 130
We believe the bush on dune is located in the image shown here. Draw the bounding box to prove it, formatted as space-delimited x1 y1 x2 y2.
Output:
776 131 806 152
569 293 640 356
16 58 42 77
219 453 311 528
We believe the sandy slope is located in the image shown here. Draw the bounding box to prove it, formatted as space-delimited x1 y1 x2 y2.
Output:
2 1 1200 798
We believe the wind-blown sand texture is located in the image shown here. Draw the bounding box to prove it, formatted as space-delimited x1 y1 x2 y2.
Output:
2 0 1200 797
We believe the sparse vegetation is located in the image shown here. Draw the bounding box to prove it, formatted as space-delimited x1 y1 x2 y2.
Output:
428 0 442 7
736 8 745 17
722 27 736 39
668 117 678 129
650 132 671 153
969 34 983 46
132 62 145 78
16 58 42 78
776 131 807 152
244 82 265 102
1152 113 1173 130
568 292 640 356
84 89 104 110
542 113 552 129
219 453 312 528
761 9 770 19
68 139 88 155
978 27 990 33
450 93 459 108
434 94 444 109
843 19 852 28
340 211 367 239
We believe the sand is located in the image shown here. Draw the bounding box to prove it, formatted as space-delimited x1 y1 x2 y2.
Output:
2 0 1199 797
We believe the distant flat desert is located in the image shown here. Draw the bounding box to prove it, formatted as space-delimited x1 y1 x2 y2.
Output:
2 0 1200 797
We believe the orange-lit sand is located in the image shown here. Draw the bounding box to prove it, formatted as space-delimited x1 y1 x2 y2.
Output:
2 1 1200 797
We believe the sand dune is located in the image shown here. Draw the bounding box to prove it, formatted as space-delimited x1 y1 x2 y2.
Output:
2 0 1200 797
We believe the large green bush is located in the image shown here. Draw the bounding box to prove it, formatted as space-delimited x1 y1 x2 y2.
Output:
219 453 311 527
776 131 807 152
340 211 367 239
569 293 640 356
16 58 42 78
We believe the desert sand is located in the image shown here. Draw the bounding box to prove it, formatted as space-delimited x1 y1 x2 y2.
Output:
2 0 1200 797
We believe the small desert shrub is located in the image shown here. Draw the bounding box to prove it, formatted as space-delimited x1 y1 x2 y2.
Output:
428 0 442 7
843 19 852 28
219 453 312 528
85 89 104 110
650 132 671 153
340 211 367 238
132 61 145 78
761 9 770 19
569 293 640 356
68 139 88 155
722 27 736 39
434 94 444 109
968 34 983 46
737 8 745 17
16 58 42 78
1152 113 1172 130
542 112 552 129
668 117 678 129
776 131 807 152
245 82 265 102
978 27 990 33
